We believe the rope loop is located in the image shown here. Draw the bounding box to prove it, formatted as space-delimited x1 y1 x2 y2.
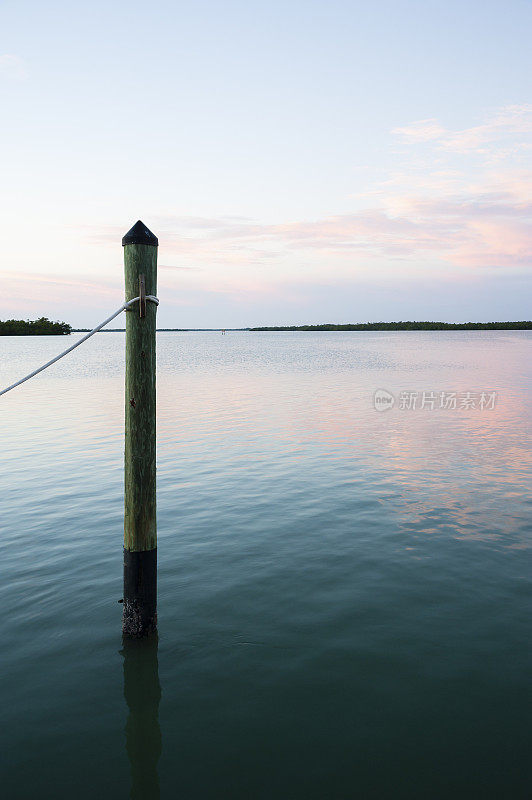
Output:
124 295 159 310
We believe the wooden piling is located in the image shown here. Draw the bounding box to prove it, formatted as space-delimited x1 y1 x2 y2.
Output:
122 220 158 637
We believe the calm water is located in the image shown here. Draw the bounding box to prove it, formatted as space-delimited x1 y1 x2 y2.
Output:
1 331 531 799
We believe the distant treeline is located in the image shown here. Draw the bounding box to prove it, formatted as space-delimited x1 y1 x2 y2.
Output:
250 321 532 331
0 317 72 335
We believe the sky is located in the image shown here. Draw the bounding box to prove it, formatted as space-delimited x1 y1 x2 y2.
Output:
1 0 531 327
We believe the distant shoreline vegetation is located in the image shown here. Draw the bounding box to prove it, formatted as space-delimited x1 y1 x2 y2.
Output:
0 317 72 335
250 321 532 331
3 320 531 335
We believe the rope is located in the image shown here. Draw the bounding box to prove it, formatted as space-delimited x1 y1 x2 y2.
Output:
0 295 159 397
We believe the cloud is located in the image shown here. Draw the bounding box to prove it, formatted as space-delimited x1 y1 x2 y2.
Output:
4 103 530 327
151 181 532 270
393 104 532 154
87 188 532 275
0 54 27 80
83 104 532 278
392 119 447 143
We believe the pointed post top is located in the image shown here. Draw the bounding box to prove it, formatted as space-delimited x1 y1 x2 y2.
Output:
122 220 158 247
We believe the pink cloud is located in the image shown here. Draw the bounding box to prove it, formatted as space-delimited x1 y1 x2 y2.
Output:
392 119 447 142
84 189 532 273
150 186 531 269
393 104 532 154
80 104 532 276
452 219 532 267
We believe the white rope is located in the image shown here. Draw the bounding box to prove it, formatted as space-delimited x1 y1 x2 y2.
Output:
0 295 159 397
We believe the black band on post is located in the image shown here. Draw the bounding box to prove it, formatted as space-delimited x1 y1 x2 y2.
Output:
123 548 158 637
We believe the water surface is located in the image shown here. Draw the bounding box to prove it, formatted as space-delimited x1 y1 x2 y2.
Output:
1 331 531 798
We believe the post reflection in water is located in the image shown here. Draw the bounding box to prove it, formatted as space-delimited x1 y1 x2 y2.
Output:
121 635 162 800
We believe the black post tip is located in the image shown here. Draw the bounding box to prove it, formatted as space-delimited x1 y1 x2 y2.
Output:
122 220 158 247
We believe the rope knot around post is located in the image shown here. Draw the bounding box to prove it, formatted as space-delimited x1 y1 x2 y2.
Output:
124 295 160 311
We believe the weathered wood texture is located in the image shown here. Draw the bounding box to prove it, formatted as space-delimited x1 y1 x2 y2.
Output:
124 243 158 552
